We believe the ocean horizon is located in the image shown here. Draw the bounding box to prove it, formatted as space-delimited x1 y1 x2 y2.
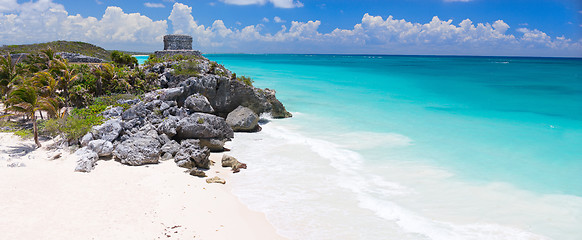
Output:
206 54 582 240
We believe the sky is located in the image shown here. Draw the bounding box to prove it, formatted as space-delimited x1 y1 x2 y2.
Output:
1 0 581 57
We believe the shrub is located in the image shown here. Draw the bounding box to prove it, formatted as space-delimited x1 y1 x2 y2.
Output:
42 104 106 142
111 51 138 68
173 61 200 77
13 129 33 139
237 75 254 86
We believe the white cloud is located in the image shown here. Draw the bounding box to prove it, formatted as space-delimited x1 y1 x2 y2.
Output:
0 0 166 50
0 0 18 12
144 3 165 8
0 1 580 56
219 0 303 8
262 17 269 22
274 16 285 23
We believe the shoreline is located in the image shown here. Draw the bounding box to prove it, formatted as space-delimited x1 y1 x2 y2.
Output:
0 132 286 240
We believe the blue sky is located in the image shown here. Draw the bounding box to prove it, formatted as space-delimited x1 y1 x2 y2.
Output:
1 0 581 56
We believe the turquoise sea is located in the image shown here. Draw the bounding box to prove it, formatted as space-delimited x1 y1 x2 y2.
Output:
205 54 582 240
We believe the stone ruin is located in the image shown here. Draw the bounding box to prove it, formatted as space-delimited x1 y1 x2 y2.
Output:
155 34 202 58
164 35 192 50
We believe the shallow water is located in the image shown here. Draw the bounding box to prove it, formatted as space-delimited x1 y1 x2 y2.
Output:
207 54 582 240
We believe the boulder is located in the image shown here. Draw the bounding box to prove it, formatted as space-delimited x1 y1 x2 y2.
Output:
158 134 171 145
143 88 183 102
87 140 114 157
184 94 214 113
80 132 93 147
226 106 259 132
161 140 180 156
113 136 161 166
91 119 123 142
199 138 227 152
206 176 226 184
157 116 180 138
222 154 247 173
174 113 234 140
100 106 124 119
122 103 149 121
161 152 173 161
74 147 99 172
174 146 211 169
177 75 271 117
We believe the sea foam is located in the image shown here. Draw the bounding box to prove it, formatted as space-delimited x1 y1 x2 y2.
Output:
226 120 579 240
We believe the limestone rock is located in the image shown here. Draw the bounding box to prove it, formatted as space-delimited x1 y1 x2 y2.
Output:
206 176 226 184
122 103 149 121
222 154 247 173
74 147 99 172
80 132 93 147
113 136 161 166
184 93 214 113
226 106 259 132
91 118 123 142
100 106 124 119
161 140 180 156
199 138 227 152
189 169 207 177
161 152 173 161
157 116 180 138
87 140 114 157
177 75 271 117
174 113 234 140
174 146 211 169
264 88 292 118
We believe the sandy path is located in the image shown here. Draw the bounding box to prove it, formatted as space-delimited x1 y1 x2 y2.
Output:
0 133 285 240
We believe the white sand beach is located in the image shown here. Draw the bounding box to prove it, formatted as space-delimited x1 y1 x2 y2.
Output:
0 132 285 240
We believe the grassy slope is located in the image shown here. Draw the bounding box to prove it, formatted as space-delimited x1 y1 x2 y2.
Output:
0 41 112 61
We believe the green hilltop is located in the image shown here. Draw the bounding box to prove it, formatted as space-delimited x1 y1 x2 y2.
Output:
0 41 113 61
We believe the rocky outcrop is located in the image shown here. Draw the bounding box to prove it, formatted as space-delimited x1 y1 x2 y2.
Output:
161 140 180 156
56 52 104 63
184 94 214 113
87 140 114 157
71 51 291 179
226 106 259 132
113 135 161 166
91 119 123 142
174 113 234 140
174 140 211 169
264 88 292 118
100 106 124 119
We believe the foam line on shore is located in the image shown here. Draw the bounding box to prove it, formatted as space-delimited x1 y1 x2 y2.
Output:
228 121 571 240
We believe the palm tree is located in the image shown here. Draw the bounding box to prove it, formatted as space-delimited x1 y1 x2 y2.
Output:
52 58 79 112
5 85 45 148
0 53 24 98
32 71 63 118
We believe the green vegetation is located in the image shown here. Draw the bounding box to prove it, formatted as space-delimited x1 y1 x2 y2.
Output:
237 75 254 86
173 61 201 77
144 54 202 66
0 41 112 61
1 44 157 146
110 51 138 68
